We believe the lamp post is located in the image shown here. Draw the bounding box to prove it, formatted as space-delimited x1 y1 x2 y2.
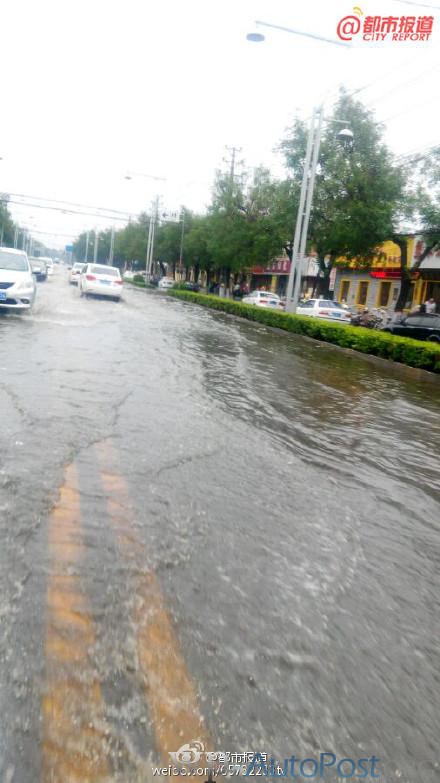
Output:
247 19 351 312
124 173 166 283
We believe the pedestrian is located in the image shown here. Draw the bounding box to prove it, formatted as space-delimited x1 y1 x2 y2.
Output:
425 297 436 313
233 282 241 300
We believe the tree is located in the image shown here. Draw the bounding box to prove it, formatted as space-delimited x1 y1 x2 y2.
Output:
392 148 440 310
280 91 405 295
0 198 17 247
204 167 292 284
183 215 214 283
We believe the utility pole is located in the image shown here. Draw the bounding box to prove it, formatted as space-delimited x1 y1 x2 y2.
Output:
93 230 99 263
14 226 18 249
179 207 185 272
285 106 323 313
145 216 153 280
84 231 89 264
146 196 159 280
0 224 4 247
224 145 243 185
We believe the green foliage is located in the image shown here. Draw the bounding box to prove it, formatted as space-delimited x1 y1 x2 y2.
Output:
0 202 16 247
203 167 292 274
168 290 440 374
280 91 405 290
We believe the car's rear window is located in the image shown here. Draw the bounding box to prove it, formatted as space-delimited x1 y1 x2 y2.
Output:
90 266 120 276
0 251 29 271
73 264 84 270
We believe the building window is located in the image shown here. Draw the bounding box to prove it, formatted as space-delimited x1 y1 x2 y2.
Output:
356 281 370 306
377 281 392 308
339 280 350 302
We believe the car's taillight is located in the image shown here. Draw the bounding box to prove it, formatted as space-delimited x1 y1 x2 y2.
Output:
319 310 329 315
86 274 96 281
114 279 123 285
260 298 268 303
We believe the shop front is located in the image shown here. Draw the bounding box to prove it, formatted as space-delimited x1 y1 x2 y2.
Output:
251 256 319 297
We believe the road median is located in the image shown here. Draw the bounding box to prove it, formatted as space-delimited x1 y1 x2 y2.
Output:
168 290 440 374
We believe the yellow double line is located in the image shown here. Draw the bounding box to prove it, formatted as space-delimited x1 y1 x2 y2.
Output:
43 463 110 782
43 444 211 782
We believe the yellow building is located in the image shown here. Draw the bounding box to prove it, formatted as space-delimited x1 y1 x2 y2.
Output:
333 237 421 311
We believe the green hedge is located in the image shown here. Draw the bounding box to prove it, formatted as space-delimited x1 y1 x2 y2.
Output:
168 290 440 374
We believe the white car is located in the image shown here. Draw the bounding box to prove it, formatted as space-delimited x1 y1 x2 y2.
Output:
0 248 37 312
69 262 85 284
242 290 282 309
158 277 175 290
79 263 123 300
296 298 352 323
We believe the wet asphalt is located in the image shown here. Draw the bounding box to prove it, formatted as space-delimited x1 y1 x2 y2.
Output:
0 272 439 783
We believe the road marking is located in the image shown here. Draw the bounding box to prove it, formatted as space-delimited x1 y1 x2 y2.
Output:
43 462 110 782
95 440 212 767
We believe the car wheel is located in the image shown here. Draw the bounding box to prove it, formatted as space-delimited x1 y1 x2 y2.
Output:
427 335 440 343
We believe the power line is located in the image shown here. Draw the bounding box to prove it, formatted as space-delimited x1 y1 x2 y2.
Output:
362 62 440 110
391 0 440 9
7 198 138 222
382 92 440 123
6 192 133 218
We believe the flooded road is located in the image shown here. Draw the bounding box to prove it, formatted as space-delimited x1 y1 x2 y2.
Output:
0 273 439 782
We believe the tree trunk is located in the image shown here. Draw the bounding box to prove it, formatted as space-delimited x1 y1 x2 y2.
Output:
194 263 200 283
395 274 412 311
394 237 409 311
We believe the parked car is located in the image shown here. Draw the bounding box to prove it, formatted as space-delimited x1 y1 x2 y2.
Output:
0 248 37 312
69 262 85 284
29 257 47 281
158 277 175 290
242 290 283 309
79 263 123 300
382 312 440 342
183 281 200 292
295 298 352 323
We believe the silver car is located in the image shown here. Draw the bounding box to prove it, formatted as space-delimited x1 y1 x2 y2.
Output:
242 290 283 309
0 248 37 311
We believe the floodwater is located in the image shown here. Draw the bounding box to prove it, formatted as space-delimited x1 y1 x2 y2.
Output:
0 273 439 782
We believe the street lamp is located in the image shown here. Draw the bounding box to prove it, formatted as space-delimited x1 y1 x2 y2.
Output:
247 20 352 312
124 172 166 282
247 20 351 48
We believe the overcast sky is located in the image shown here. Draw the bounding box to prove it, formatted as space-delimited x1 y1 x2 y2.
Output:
1 0 439 248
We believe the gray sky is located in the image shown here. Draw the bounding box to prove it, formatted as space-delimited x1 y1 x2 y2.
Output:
1 0 439 248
